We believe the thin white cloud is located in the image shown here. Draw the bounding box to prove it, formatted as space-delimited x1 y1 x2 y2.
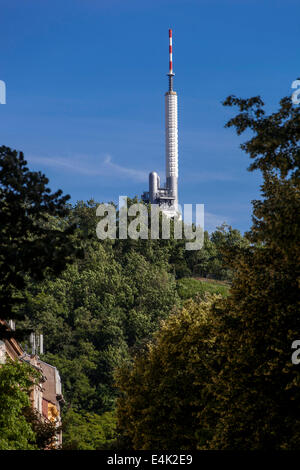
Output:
27 154 148 183
103 155 148 182
204 211 230 233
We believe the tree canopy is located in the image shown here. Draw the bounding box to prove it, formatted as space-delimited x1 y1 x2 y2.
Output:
198 95 300 449
0 359 39 450
116 296 219 450
116 95 300 450
0 146 80 338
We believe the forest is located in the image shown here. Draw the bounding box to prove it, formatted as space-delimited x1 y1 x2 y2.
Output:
0 93 299 450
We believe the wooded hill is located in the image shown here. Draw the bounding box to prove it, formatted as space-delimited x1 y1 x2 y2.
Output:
14 200 239 449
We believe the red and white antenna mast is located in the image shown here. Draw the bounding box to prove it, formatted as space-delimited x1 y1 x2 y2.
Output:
168 28 175 91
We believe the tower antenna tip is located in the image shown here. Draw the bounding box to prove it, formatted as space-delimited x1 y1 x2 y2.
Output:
168 28 174 90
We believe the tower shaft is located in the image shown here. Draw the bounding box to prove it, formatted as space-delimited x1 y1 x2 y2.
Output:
142 28 179 217
165 90 178 207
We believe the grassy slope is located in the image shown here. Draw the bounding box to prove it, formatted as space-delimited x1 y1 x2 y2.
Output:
176 277 230 300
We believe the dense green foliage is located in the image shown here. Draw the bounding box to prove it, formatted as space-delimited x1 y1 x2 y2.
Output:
198 95 300 449
116 95 300 450
116 296 218 450
8 196 238 447
19 235 179 413
0 146 79 340
62 409 117 450
16 200 239 419
0 359 39 450
22 406 59 449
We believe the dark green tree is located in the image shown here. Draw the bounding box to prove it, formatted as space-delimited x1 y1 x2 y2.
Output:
23 406 59 449
115 296 218 450
0 146 80 338
0 359 40 450
115 94 300 451
62 409 117 450
18 203 179 414
199 95 300 449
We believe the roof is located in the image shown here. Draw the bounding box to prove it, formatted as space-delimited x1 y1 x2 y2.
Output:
22 354 63 407
38 360 59 404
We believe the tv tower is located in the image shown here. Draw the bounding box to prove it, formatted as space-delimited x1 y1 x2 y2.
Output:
142 28 179 217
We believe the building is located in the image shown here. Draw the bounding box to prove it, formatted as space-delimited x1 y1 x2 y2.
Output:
22 353 63 448
0 320 23 363
142 29 179 218
0 320 63 448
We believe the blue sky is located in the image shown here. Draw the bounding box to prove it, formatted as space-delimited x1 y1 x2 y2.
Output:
0 0 299 232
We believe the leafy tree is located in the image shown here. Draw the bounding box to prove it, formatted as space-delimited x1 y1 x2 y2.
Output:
62 409 117 450
0 358 39 450
115 94 300 451
115 296 219 450
0 146 80 338
184 225 248 280
186 231 215 277
198 95 300 449
23 406 59 449
209 223 249 280
18 208 179 414
9 184 242 448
